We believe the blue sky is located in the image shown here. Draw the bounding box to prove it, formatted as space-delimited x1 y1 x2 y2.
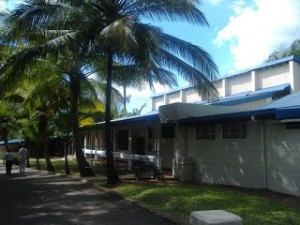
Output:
1 0 300 113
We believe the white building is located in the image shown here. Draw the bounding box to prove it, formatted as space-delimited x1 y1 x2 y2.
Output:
84 55 300 196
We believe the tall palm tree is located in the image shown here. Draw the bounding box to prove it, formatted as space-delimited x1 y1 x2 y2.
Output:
0 1 219 183
0 105 15 150
86 0 218 183
0 2 101 176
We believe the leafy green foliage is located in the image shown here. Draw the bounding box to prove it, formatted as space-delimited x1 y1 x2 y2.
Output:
267 39 300 61
1 0 219 180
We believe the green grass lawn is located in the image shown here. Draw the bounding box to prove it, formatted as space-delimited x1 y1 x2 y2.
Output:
29 157 79 174
113 182 300 225
30 158 300 225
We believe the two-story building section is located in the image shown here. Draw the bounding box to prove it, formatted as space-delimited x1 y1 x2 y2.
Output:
83 55 300 196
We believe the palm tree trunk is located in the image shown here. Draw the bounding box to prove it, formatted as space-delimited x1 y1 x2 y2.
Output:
39 115 54 172
26 137 30 168
35 142 41 170
64 134 71 175
105 51 119 184
70 72 94 177
123 85 127 113
2 127 9 151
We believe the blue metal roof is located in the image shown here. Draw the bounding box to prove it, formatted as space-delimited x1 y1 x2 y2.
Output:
94 88 300 126
211 84 290 106
253 91 300 120
258 91 300 110
177 91 300 123
94 109 159 126
222 55 300 79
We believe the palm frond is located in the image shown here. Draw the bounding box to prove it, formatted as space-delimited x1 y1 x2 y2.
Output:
129 0 208 25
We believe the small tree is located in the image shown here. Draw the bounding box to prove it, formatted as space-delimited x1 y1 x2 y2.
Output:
267 39 300 61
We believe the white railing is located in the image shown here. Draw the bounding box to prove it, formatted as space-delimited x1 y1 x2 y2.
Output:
82 148 162 170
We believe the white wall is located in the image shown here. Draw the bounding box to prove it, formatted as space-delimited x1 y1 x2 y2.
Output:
256 63 289 89
184 121 266 189
167 91 181 104
226 73 252 95
152 96 164 110
173 119 300 196
151 59 298 110
265 121 300 196
184 88 201 103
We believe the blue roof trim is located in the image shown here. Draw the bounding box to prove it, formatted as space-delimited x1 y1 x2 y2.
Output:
94 110 159 126
253 106 300 120
275 107 300 120
223 55 300 78
203 84 290 107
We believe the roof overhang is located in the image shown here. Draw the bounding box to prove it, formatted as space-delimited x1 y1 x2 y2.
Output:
93 111 159 127
159 103 251 123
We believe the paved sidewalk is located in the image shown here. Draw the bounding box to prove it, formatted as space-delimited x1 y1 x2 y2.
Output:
0 164 177 225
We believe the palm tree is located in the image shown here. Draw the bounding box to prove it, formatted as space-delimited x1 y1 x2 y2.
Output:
0 107 13 150
0 1 218 183
0 93 24 152
86 0 218 183
0 2 101 176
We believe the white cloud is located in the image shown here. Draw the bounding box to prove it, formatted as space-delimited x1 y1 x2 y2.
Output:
0 1 7 9
0 0 22 11
214 0 300 71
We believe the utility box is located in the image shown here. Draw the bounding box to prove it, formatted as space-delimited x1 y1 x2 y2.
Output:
178 157 193 182
189 210 243 225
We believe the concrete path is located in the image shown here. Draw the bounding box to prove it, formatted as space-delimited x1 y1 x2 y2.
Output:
0 164 176 225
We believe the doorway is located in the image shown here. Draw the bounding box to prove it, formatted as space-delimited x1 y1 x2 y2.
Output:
135 137 145 155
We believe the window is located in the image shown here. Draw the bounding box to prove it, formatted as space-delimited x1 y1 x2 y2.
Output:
197 124 215 139
161 124 175 138
148 143 153 152
118 130 129 150
286 122 300 129
223 121 247 139
148 127 153 138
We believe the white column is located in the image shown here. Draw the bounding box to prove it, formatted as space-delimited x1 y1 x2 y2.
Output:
222 78 227 97
251 70 257 92
163 94 167 105
288 60 300 92
180 90 184 103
